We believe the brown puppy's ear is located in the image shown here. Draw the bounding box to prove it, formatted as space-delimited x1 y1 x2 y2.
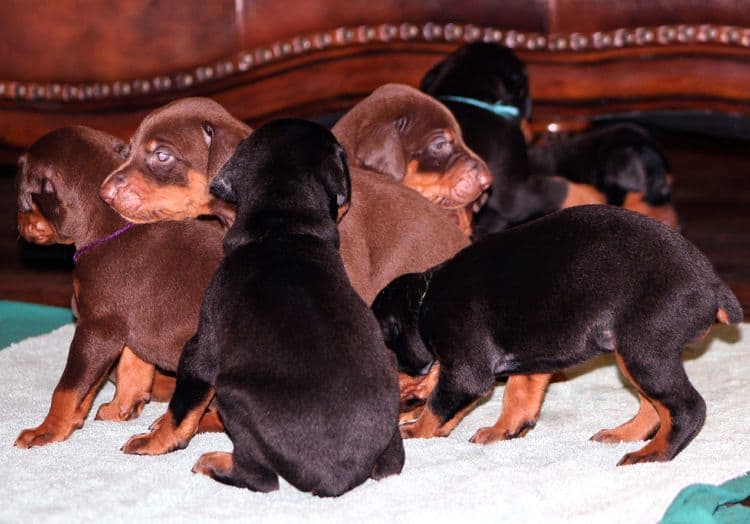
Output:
15 153 34 212
356 116 407 181
202 120 249 180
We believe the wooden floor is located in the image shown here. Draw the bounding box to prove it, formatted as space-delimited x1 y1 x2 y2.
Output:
1 131 749 320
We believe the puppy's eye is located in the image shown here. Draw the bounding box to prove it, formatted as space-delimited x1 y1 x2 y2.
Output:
154 149 173 163
119 145 131 159
429 138 451 154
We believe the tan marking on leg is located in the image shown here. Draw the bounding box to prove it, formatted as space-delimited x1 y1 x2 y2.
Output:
560 181 607 208
401 396 482 439
400 405 441 439
192 451 234 478
196 408 224 433
121 388 215 455
591 354 660 443
591 395 659 443
617 400 673 465
435 399 481 437
398 364 440 418
96 346 154 421
613 354 674 465
622 192 679 228
150 371 176 403
469 373 551 444
15 373 107 448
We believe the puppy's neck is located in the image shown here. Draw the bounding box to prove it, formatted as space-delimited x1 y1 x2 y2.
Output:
223 209 340 254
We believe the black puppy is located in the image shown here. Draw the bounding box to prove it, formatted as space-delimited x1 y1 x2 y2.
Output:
529 123 678 227
122 119 404 496
420 42 603 238
372 205 742 466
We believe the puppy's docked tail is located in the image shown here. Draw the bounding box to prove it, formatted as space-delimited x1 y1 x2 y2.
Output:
716 284 743 325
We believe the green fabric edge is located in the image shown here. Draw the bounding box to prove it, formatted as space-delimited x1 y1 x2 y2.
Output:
661 472 750 523
0 300 73 349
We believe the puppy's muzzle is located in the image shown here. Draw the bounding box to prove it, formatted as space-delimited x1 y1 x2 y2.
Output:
99 172 128 205
451 158 492 203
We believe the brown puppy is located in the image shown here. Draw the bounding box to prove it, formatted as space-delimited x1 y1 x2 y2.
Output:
100 97 249 225
14 126 223 448
332 84 492 236
101 97 469 304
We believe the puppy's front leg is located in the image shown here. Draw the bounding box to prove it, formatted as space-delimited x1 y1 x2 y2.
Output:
122 333 216 455
401 362 492 439
96 346 154 421
15 324 122 448
470 373 551 444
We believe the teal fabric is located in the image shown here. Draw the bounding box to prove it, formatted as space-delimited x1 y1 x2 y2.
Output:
661 473 750 523
0 300 73 349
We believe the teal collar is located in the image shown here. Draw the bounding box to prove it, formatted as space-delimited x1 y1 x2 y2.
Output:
439 95 520 120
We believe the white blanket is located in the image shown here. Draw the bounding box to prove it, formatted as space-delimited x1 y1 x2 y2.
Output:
1 324 748 523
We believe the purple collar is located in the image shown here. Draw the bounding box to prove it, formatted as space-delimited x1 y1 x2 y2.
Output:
73 223 136 264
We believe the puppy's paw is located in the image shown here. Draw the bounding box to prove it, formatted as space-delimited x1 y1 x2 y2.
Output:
95 397 148 422
617 450 668 466
469 426 505 444
192 451 234 478
121 430 185 455
15 424 70 449
148 414 167 431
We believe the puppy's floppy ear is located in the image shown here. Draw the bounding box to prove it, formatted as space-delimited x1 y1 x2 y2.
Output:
321 144 352 221
355 117 407 181
603 147 647 193
202 119 250 180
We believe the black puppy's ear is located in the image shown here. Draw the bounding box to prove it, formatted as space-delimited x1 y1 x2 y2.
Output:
603 147 647 193
355 120 407 181
321 144 351 221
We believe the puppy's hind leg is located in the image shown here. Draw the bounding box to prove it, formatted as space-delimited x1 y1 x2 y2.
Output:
192 451 279 493
614 349 705 466
371 429 405 480
96 346 154 421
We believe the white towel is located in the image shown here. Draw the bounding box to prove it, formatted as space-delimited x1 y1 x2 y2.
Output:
1 323 748 523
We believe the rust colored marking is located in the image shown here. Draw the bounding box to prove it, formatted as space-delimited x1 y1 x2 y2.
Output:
96 346 154 421
197 408 224 434
192 451 234 479
560 180 607 208
435 398 481 437
716 308 730 325
591 354 660 443
150 371 176 403
15 373 106 449
400 404 441 438
398 364 440 414
17 204 61 244
109 168 212 223
591 394 659 443
622 192 679 228
121 388 215 455
445 207 473 237
402 159 487 210
469 373 551 444
336 202 350 223
613 354 673 465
